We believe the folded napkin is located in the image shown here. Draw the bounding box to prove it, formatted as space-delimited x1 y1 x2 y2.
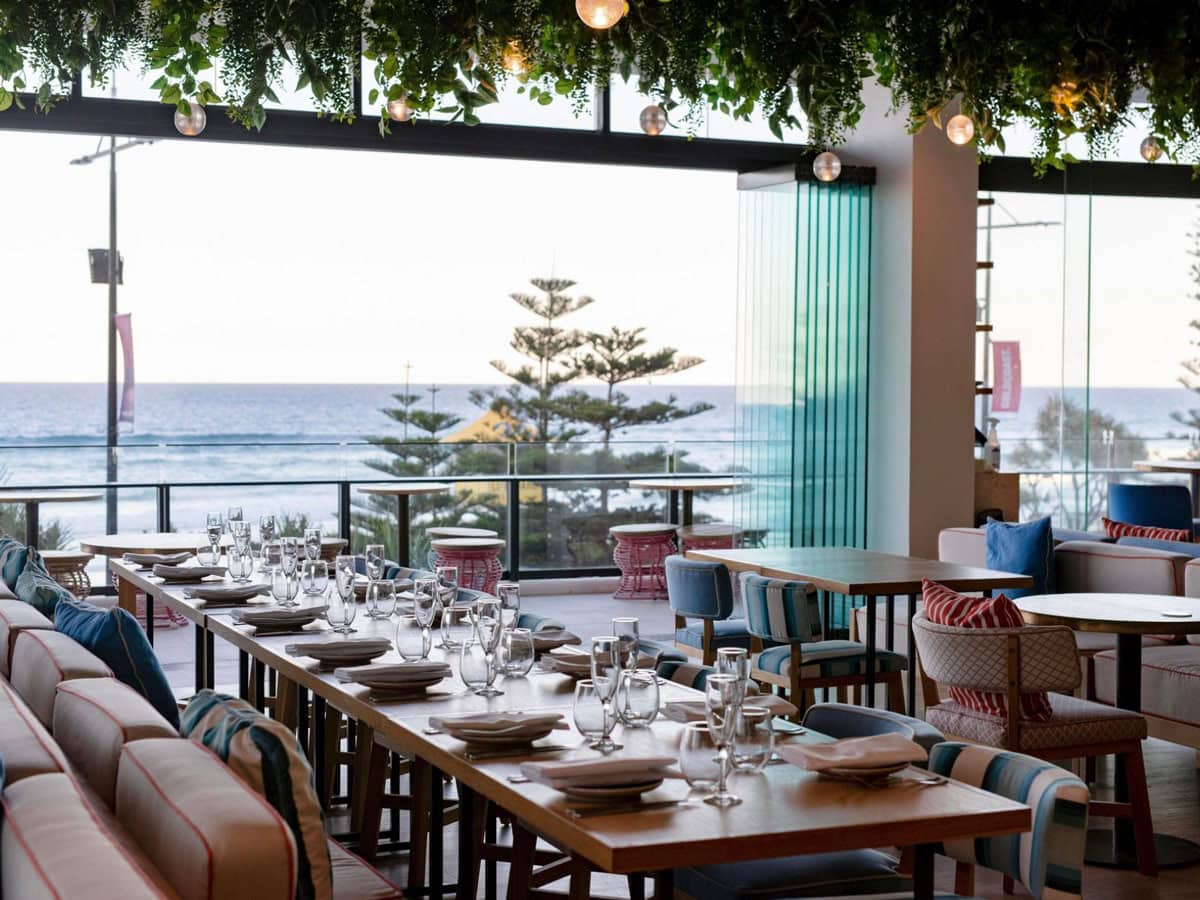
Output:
429 712 568 734
661 694 798 724
530 630 582 652
124 551 191 567
285 637 392 658
776 732 927 772
334 661 452 684
153 564 227 581
230 605 327 625
183 583 270 602
519 756 677 789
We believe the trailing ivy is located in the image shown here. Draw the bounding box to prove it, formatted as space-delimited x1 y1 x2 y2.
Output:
1 1 1199 168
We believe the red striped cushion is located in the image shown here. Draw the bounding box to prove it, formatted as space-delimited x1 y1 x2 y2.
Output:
1102 517 1192 543
922 580 1053 722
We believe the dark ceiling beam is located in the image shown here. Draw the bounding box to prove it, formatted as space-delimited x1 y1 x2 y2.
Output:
980 155 1200 199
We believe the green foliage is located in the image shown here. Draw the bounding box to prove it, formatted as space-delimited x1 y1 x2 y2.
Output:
5 3 1200 167
1173 216 1200 441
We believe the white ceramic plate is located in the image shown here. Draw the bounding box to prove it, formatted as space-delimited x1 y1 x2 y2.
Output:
450 727 557 747
819 762 910 781
561 779 664 801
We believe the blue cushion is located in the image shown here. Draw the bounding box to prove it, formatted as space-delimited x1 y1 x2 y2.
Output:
756 640 907 678
54 600 180 729
0 537 29 589
1116 535 1200 557
516 612 565 632
640 638 687 664
802 702 945 755
1109 483 1194 532
676 848 909 899
985 517 1054 599
674 618 751 651
666 556 734 619
14 550 72 619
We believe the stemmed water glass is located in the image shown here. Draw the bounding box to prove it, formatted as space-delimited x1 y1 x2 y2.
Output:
612 617 640 670
589 636 623 753
437 566 468 650
327 583 357 635
226 506 243 534
365 544 386 581
473 597 505 697
230 519 251 550
333 555 357 632
301 559 328 596
412 577 439 659
205 511 223 546
704 673 743 807
366 580 396 620
716 647 751 702
496 580 520 629
303 527 322 561
280 537 300 577
257 515 277 571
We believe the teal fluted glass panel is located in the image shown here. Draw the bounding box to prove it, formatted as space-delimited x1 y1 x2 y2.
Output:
734 177 873 575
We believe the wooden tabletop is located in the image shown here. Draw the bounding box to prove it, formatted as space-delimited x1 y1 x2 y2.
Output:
82 532 234 555
358 483 452 497
0 491 102 504
1134 459 1200 474
628 478 744 493
686 546 1033 595
1015 593 1200 635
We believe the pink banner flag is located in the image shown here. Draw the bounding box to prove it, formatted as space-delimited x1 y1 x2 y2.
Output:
114 312 135 427
991 340 1021 413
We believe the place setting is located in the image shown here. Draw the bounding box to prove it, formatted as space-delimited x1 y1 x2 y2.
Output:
334 659 453 702
229 604 329 636
775 732 932 787
123 550 192 571
286 636 394 672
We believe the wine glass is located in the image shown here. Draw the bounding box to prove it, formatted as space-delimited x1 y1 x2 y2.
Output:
334 554 356 601
589 636 623 753
496 580 521 629
412 577 439 658
226 506 243 534
612 617 640 670
206 511 223 545
498 627 535 676
230 520 251 550
327 584 357 635
280 537 300 576
704 674 742 807
573 680 612 749
271 568 299 608
472 598 505 697
303 527 322 561
617 669 660 727
365 544 386 580
301 559 328 596
435 565 459 606
259 514 277 543
366 580 396 619
396 614 431 662
731 706 775 773
716 647 751 702
679 723 722 795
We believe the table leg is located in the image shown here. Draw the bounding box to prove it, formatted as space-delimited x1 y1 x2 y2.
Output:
864 595 877 708
408 759 431 893
506 821 536 900
906 593 918 716
682 492 694 527
297 684 310 759
238 650 249 700
253 659 266 712
884 595 895 709
193 623 205 694
1192 472 1200 519
667 490 680 526
313 695 327 803
145 592 155 646
118 576 137 616
430 766 445 897
204 629 214 690
652 869 674 900
398 494 411 568
911 844 934 900
23 501 38 549
456 785 483 900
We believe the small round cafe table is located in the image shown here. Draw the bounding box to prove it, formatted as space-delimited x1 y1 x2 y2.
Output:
627 477 743 526
79 531 232 557
357 483 451 567
1015 592 1200 869
0 491 102 549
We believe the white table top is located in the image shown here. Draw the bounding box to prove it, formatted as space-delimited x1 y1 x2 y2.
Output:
0 491 102 504
1015 592 1200 635
628 478 744 492
358 483 452 497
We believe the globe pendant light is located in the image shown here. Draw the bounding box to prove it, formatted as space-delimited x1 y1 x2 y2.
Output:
502 41 527 75
812 150 842 182
174 101 207 136
387 97 413 122
1140 135 1163 162
576 0 627 29
639 104 667 135
946 113 975 145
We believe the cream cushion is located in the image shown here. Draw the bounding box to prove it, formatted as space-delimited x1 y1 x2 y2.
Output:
1054 539 1188 595
53 677 179 808
116 738 298 900
0 676 68 783
1 772 166 900
938 527 987 567
926 692 1146 752
0 598 53 677
1094 644 1200 724
9 628 113 726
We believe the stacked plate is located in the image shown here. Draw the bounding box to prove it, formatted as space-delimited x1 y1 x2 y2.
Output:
540 648 593 677
775 732 928 783
530 629 582 654
334 661 452 701
230 605 328 635
285 637 393 671
519 756 678 801
152 564 227 583
183 583 270 606
124 551 191 569
661 694 798 724
429 712 568 747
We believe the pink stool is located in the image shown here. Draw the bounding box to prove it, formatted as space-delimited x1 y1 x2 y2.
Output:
426 527 499 572
679 523 744 554
430 537 505 594
610 524 678 601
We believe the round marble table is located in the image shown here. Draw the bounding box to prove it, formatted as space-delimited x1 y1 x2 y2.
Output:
358 483 451 567
1016 592 1200 869
0 491 102 548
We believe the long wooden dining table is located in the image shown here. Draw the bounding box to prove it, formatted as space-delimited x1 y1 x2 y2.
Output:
109 558 1031 900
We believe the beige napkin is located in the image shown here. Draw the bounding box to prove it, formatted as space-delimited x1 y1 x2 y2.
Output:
530 630 582 652
661 694 798 724
335 661 452 684
520 755 677 788
125 551 191 567
776 732 927 772
429 712 568 734
231 605 327 626
153 564 227 581
183 583 269 602
285 637 392 658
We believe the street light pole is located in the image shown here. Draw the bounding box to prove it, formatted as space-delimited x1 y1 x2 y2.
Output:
106 134 118 533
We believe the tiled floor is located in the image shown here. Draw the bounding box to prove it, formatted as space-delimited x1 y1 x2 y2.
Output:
152 591 1200 898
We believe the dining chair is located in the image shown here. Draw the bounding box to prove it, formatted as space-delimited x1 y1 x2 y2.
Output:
666 555 750 664
1109 482 1197 535
912 612 1156 875
740 572 908 715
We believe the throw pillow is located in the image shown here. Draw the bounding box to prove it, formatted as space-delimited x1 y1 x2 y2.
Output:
54 600 180 729
922 579 1053 722
0 536 30 589
182 690 331 900
984 517 1055 599
1102 517 1192 543
14 550 72 619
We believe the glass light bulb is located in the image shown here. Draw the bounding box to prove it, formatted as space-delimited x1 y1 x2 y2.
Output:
387 97 412 122
576 0 627 29
946 113 975 145
639 104 667 136
502 42 527 75
812 150 841 183
173 101 207 137
1140 135 1163 162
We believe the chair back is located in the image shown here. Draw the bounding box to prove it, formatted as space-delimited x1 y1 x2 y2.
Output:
929 742 1088 899
665 556 734 620
738 571 821 643
1109 483 1193 532
656 659 717 689
801 702 945 755
911 613 1080 694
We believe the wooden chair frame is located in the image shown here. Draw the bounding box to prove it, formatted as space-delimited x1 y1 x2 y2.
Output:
750 636 906 716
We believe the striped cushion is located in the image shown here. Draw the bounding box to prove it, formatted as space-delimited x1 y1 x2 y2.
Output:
674 619 752 650
755 641 907 679
0 536 29 589
1102 516 1192 543
740 572 822 642
923 580 1053 722
182 690 331 900
657 660 717 689
13 550 73 619
929 742 1088 898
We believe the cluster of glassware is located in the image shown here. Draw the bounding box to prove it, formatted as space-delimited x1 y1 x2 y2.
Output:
571 617 659 755
203 509 331 608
